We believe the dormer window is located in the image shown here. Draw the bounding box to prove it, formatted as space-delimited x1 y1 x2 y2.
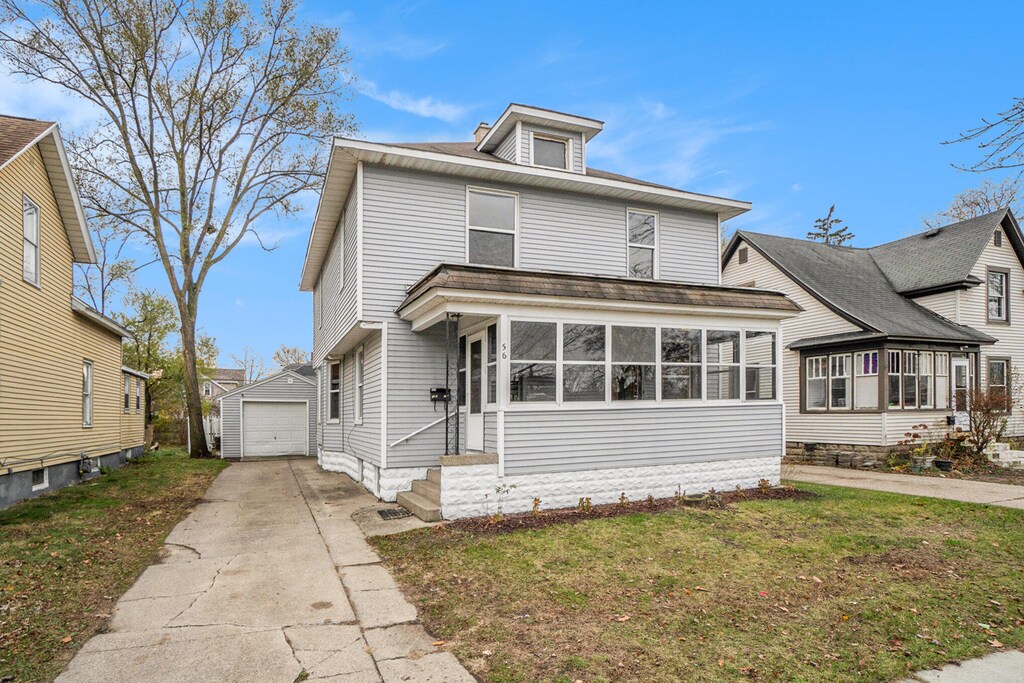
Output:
532 134 568 170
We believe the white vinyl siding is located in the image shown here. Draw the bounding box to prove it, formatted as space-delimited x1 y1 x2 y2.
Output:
219 373 317 460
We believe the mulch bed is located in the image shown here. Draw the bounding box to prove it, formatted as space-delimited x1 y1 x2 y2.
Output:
447 486 816 534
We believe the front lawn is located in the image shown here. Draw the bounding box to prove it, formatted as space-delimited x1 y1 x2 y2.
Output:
0 449 228 682
372 484 1024 683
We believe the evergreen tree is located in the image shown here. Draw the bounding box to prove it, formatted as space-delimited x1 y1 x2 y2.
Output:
807 205 854 245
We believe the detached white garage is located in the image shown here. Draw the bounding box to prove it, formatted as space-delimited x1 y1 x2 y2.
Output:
217 364 317 459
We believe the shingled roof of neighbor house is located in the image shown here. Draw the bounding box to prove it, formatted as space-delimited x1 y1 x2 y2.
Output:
398 263 802 314
283 363 316 378
728 230 998 346
867 209 1019 295
0 114 55 169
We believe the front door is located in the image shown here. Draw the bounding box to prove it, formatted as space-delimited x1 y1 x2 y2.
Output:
467 332 484 451
952 357 971 430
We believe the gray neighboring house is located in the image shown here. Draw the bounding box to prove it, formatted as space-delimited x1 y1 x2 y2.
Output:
217 363 317 459
723 209 1024 464
300 103 801 521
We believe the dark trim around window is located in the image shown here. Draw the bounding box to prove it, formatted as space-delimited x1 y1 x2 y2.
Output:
987 266 1011 324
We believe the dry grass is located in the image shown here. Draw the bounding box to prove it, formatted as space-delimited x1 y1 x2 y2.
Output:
0 449 228 682
373 484 1024 683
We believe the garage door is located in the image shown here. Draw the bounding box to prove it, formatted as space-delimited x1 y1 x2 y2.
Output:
242 402 308 457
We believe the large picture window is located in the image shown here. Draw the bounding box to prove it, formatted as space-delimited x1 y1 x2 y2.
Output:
467 188 516 267
510 321 556 402
611 326 656 401
627 210 657 279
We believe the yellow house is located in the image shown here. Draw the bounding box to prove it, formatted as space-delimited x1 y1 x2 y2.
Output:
0 114 146 507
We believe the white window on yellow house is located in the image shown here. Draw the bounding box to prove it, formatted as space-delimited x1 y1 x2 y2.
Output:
23 195 40 286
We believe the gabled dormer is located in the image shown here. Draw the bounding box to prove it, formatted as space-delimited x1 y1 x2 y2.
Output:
474 103 603 174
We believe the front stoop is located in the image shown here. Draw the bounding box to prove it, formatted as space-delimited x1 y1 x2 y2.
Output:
396 468 441 521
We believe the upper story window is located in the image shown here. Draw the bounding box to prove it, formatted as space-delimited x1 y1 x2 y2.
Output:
23 195 40 286
203 381 212 397
627 210 657 279
738 247 749 264
988 268 1009 322
467 188 517 268
994 230 1003 247
532 134 568 169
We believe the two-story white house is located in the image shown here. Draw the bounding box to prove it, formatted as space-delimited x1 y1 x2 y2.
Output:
722 209 1022 465
300 104 800 520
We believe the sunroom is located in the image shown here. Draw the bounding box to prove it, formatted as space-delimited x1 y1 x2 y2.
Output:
397 263 801 471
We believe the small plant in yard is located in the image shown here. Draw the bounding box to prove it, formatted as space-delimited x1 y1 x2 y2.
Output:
619 492 628 507
758 478 772 494
966 389 1013 466
577 497 592 513
531 497 541 516
486 483 518 523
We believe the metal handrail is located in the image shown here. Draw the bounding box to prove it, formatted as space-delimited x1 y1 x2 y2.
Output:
388 414 450 449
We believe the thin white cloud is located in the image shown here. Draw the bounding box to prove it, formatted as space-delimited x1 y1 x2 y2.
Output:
791 183 803 193
359 80 468 123
234 298 247 310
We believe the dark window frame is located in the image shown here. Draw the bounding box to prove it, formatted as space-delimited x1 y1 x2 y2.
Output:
987 266 1011 324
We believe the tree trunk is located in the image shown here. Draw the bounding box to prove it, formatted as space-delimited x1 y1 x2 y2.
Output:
180 312 211 458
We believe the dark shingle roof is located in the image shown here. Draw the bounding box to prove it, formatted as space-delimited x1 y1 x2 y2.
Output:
0 114 54 168
378 141 701 194
734 231 995 345
399 263 801 314
213 368 245 383
284 363 315 378
867 209 1009 294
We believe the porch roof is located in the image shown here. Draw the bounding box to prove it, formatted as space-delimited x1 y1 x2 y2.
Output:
787 330 993 351
397 263 801 331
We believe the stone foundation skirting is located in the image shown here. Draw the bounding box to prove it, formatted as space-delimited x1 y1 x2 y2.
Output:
439 456 782 520
784 442 897 468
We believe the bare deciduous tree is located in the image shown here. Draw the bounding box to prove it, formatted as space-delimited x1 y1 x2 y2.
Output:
922 177 1022 229
0 0 357 456
232 346 266 384
947 96 1024 174
272 344 309 369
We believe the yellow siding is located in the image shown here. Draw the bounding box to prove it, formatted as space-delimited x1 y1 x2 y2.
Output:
0 146 124 474
119 373 146 448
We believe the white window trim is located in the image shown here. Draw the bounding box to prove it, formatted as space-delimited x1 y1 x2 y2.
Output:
203 381 212 397
485 323 498 408
626 208 659 279
124 375 131 413
829 353 852 410
743 330 778 401
31 468 49 492
919 351 935 409
23 194 41 287
354 345 364 425
806 356 829 411
529 131 571 171
82 360 93 428
506 317 778 409
328 360 341 423
465 186 519 268
136 378 142 413
853 350 880 410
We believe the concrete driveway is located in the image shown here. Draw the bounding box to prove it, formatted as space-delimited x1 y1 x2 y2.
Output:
787 464 1024 508
57 459 475 683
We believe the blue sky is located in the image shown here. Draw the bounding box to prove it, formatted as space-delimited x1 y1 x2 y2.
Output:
5 1 1023 366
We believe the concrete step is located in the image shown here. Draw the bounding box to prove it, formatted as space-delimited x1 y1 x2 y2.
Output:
396 490 441 522
426 468 441 485
412 478 441 505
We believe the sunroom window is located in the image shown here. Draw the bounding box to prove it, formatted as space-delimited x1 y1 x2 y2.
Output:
744 331 776 400
509 321 556 402
806 357 827 410
611 326 656 400
830 355 851 409
854 351 878 409
706 330 740 400
661 328 701 400
902 350 918 408
888 351 901 408
467 189 516 267
935 353 950 410
563 323 606 402
919 352 934 408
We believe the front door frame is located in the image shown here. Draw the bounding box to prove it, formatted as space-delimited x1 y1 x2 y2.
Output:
466 330 485 451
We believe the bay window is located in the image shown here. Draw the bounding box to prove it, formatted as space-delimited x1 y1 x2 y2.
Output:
563 323 606 402
509 321 556 402
611 326 656 400
662 328 701 400
744 331 776 400
707 330 740 400
467 188 517 267
830 354 851 409
854 351 879 409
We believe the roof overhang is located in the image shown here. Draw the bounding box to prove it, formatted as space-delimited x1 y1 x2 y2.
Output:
0 124 97 265
300 139 752 290
72 297 131 338
122 366 150 379
901 276 983 299
476 103 605 153
789 331 994 351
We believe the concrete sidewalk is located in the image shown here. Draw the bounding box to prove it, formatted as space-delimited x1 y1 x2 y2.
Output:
786 464 1024 508
899 649 1024 682
56 459 475 683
